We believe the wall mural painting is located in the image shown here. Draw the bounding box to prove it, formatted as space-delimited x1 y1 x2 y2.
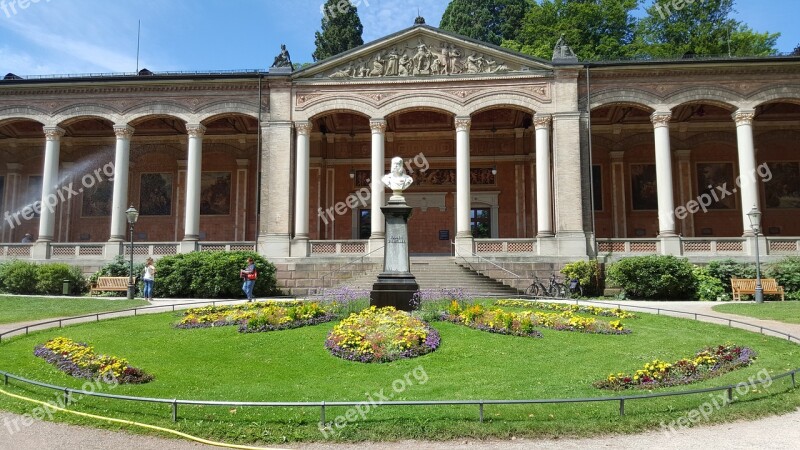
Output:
354 168 496 187
200 172 231 215
695 162 736 209
81 177 112 217
139 173 173 216
765 162 800 209
630 164 658 211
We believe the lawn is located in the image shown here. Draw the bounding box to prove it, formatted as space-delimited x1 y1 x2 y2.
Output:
712 301 800 324
0 303 798 444
0 296 149 325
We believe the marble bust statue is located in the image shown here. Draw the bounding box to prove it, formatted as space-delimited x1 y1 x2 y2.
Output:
382 156 413 201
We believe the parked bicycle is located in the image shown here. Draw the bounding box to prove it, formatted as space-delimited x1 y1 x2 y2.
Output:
526 273 568 298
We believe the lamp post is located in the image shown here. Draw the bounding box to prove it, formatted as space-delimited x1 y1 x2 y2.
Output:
125 205 139 300
747 206 763 304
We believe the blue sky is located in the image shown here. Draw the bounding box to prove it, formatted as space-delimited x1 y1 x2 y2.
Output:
0 0 797 76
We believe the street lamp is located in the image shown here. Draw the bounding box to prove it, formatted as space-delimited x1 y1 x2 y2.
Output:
747 206 763 304
125 205 139 300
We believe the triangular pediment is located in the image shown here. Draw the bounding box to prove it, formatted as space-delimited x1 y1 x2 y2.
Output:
294 25 553 81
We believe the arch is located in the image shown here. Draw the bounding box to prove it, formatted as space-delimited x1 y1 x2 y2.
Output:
587 89 661 112
122 102 195 124
667 87 741 111
51 104 120 124
383 104 456 119
0 106 49 126
294 97 381 121
380 93 464 117
127 112 190 128
197 101 260 122
748 86 800 108
466 90 548 116
307 108 372 122
57 114 116 129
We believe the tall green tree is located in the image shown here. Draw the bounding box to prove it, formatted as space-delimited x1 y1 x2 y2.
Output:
313 0 364 62
501 0 639 61
634 0 779 58
793 44 800 56
439 0 529 45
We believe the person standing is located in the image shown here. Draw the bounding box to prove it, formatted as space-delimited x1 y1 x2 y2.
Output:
241 257 257 302
142 257 156 301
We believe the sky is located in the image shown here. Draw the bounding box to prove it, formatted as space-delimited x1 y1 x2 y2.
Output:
0 0 797 76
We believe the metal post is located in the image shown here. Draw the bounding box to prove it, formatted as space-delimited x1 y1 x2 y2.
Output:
754 231 763 303
127 222 135 300
172 400 178 422
619 399 625 416
479 402 484 423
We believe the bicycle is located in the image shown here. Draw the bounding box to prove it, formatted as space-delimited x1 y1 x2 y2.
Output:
526 273 568 298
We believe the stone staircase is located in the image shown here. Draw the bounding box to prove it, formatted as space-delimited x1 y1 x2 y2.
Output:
275 256 524 297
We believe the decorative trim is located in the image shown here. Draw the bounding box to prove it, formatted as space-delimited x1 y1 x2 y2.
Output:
369 119 387 134
650 112 672 128
455 116 471 132
732 110 756 126
186 124 207 137
43 126 66 141
113 125 135 139
294 121 313 135
533 114 552 130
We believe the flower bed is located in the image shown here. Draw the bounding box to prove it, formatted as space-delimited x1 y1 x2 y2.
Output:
443 301 629 335
175 300 334 332
325 306 440 363
33 337 153 384
494 300 637 319
594 344 757 390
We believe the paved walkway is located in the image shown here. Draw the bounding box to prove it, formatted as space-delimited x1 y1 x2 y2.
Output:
1 299 798 449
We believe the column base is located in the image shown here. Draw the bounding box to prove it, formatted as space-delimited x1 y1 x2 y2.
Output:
371 273 419 312
31 242 50 260
454 236 474 257
179 240 198 254
104 242 123 259
259 234 291 257
553 232 590 258
368 238 385 257
108 236 125 243
290 238 309 257
659 235 682 256
536 231 554 238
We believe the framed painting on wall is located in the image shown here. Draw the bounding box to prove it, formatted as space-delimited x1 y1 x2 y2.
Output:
139 173 173 216
630 164 658 211
695 162 736 209
200 172 231 215
81 178 112 217
765 162 800 209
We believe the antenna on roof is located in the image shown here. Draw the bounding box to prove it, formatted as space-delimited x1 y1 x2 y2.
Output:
136 20 141 73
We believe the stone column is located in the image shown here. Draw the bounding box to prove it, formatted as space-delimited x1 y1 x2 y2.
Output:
609 151 627 238
651 112 677 237
183 124 206 247
454 116 473 256
369 118 386 249
534 114 553 237
36 127 65 243
551 112 586 256
733 110 759 236
109 125 134 242
293 121 312 242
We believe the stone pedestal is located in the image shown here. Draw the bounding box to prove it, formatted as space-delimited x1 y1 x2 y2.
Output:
371 200 418 311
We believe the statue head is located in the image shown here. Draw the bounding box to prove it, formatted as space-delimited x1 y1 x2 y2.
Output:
390 157 405 176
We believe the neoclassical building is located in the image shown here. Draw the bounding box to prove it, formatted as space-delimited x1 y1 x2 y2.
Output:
1 23 799 267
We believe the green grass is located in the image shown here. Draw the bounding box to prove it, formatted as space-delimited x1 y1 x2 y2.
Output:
0 304 798 445
712 301 800 324
0 295 149 324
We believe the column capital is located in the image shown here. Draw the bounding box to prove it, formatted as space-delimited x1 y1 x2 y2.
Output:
43 126 66 141
186 123 207 137
533 114 552 129
113 124 135 139
650 111 672 128
732 109 756 126
369 118 387 134
455 116 471 132
294 121 313 135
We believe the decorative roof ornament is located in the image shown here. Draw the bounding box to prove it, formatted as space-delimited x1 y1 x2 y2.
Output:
552 34 579 64
270 44 294 72
414 15 426 25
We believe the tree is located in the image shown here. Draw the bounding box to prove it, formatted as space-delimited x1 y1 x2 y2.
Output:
792 44 800 56
501 0 639 61
439 0 529 45
313 0 364 62
634 0 779 58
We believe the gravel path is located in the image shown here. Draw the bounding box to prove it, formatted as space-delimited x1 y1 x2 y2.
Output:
1 299 798 449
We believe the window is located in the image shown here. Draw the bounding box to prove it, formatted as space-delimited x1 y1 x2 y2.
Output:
471 208 491 238
359 209 371 239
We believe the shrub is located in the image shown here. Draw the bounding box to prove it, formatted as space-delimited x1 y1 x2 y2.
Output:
692 266 729 301
0 260 38 294
560 260 602 296
89 256 145 297
154 251 278 299
606 255 696 300
36 263 87 295
766 257 800 300
705 259 756 294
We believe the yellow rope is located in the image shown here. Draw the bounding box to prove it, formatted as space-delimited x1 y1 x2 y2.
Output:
0 387 286 450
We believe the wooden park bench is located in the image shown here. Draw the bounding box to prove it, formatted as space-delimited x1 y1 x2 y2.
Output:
90 276 131 296
730 278 785 301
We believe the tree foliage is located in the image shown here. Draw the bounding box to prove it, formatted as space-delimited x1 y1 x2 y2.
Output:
501 0 639 60
439 0 529 45
634 0 779 58
313 0 364 62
